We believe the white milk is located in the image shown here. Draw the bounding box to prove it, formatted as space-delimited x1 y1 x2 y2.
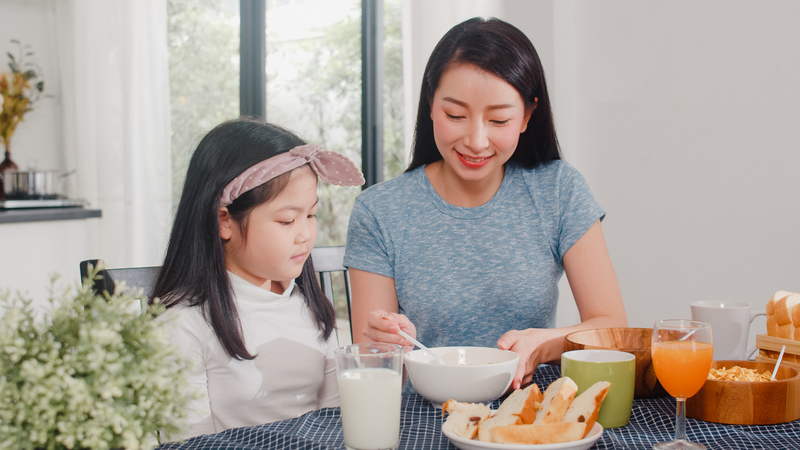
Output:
337 368 402 450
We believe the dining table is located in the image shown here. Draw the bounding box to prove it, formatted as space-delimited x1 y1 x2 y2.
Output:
157 364 800 450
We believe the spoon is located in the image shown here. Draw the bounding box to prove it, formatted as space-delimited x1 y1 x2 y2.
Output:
679 328 698 341
771 345 786 381
397 329 446 365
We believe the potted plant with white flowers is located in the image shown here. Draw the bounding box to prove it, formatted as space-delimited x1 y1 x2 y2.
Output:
0 266 196 450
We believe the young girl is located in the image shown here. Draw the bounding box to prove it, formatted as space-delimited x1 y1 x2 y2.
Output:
345 17 627 391
153 118 364 440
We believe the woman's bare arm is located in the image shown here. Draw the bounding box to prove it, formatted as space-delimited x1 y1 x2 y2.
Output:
498 220 627 388
349 268 416 349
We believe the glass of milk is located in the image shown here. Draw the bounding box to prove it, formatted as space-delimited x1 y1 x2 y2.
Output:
335 343 403 450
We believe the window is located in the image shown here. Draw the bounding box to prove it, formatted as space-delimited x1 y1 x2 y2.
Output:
167 0 240 209
265 0 362 247
264 0 404 248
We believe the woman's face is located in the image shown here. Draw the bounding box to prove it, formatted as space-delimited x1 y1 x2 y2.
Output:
430 63 533 184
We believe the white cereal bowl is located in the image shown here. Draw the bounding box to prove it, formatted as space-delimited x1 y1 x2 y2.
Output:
403 346 519 408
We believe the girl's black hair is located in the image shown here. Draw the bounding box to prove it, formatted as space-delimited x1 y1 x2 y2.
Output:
407 17 561 172
152 117 336 360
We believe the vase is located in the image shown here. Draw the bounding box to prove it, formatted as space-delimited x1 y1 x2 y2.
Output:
0 145 18 201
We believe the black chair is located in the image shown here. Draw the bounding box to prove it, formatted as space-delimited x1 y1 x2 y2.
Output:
310 246 352 343
80 248 352 337
80 260 160 310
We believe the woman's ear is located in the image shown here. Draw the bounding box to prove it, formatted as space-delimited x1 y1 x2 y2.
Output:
519 97 538 133
218 207 234 240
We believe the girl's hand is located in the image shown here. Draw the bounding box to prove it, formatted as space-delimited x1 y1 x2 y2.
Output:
497 328 560 390
362 310 417 352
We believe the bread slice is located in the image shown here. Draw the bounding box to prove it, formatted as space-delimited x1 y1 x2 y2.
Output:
490 422 586 444
563 381 610 438
773 293 799 326
532 377 578 425
779 293 800 340
477 383 543 442
793 299 800 341
767 291 792 315
767 315 779 338
767 291 791 337
442 399 491 439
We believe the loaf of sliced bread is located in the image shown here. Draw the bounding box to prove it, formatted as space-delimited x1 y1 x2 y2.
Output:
532 377 578 425
563 381 610 438
442 400 491 439
477 383 542 442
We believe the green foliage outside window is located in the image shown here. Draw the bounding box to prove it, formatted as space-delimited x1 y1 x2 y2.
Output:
167 0 240 212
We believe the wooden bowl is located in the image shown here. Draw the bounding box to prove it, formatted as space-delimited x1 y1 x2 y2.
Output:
686 360 800 425
564 327 667 398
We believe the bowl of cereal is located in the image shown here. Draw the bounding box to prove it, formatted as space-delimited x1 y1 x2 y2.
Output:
686 360 800 424
403 346 519 408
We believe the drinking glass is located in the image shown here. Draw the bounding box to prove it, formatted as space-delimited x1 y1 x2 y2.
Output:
335 343 403 450
651 320 713 450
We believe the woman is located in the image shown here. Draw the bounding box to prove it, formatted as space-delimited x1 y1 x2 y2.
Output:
344 17 627 389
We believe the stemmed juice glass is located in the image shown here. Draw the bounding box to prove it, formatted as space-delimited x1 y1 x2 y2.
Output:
651 320 713 450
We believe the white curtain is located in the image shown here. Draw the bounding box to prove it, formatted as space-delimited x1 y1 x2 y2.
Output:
55 0 172 268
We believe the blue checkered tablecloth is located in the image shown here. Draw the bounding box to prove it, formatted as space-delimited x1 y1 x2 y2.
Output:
158 365 800 450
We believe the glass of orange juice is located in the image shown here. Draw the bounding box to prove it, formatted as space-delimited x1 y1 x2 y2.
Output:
652 319 713 449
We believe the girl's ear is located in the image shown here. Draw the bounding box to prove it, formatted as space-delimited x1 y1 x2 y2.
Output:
520 98 537 133
218 207 234 240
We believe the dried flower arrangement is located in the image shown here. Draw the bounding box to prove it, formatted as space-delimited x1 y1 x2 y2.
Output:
0 39 46 157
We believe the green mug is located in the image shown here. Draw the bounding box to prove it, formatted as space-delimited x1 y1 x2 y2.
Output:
561 349 635 428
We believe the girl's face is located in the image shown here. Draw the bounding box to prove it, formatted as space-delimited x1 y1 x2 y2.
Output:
430 63 533 184
220 166 318 291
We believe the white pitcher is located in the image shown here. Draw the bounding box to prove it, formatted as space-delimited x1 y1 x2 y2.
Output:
690 301 766 360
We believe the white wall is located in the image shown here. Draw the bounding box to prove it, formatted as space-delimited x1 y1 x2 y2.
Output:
0 0 62 172
551 1 800 341
407 0 800 348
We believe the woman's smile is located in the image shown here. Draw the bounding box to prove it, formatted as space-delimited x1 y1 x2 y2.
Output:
456 151 492 168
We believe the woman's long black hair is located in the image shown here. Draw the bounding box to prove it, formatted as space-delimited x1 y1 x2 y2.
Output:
152 117 336 360
407 17 561 172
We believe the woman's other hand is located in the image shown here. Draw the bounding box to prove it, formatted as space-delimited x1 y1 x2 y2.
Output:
498 328 562 390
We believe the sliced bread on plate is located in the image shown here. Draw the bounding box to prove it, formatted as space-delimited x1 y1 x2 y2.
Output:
477 383 542 442
532 376 578 425
490 422 586 445
442 399 492 440
563 381 610 438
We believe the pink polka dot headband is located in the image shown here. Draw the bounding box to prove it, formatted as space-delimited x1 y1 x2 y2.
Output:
220 144 365 207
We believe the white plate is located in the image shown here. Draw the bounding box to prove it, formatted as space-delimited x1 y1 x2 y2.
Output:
442 420 603 450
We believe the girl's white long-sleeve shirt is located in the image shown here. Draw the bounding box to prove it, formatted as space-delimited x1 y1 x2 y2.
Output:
158 272 339 441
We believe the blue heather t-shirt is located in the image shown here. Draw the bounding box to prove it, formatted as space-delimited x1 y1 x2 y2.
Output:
344 160 604 350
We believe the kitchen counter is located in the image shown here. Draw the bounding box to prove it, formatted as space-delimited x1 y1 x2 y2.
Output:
0 207 101 224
